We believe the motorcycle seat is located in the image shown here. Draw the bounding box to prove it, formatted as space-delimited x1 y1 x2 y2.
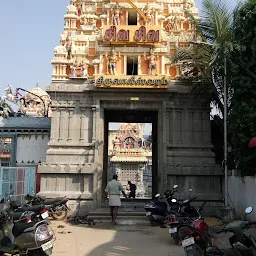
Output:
15 205 44 213
13 212 27 221
225 220 248 233
154 201 167 209
12 221 37 237
176 212 189 217
43 197 66 205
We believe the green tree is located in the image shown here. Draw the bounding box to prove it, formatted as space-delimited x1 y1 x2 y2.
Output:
170 0 235 116
228 0 256 175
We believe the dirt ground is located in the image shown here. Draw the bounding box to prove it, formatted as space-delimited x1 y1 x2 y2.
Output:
50 221 184 256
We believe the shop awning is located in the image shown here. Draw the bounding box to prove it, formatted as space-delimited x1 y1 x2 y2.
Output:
110 156 148 163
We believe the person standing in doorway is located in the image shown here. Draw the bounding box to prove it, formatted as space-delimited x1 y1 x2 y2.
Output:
105 175 127 224
127 181 136 199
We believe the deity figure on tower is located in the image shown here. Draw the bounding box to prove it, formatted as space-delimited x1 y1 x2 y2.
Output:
70 58 89 79
142 4 154 26
111 4 123 25
65 32 72 59
105 48 121 75
144 49 158 76
166 15 183 31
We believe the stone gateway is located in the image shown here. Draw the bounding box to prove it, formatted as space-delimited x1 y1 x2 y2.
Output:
39 0 223 214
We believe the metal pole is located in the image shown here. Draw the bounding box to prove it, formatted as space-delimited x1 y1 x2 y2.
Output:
224 56 228 207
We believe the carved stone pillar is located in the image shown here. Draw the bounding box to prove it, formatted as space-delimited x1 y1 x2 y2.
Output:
176 65 180 78
91 106 96 143
56 65 59 78
124 55 127 75
99 55 103 74
58 107 66 141
161 56 165 74
62 64 67 78
166 64 170 75
53 65 57 75
155 11 158 26
49 107 57 141
107 10 110 25
138 56 141 75
79 107 87 142
100 19 104 28
67 107 75 140
94 65 98 75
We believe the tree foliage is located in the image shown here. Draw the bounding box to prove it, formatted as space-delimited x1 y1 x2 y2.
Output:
228 0 256 175
170 0 235 116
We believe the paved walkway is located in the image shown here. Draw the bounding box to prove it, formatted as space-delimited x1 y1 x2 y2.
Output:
51 221 184 256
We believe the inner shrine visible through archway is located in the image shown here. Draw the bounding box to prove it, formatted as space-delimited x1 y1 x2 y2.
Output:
103 109 158 201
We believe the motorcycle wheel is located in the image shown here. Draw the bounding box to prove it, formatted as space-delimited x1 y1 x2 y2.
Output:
185 244 203 256
149 216 159 226
51 207 68 220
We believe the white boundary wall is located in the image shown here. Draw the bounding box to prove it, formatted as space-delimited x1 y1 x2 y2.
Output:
228 174 256 220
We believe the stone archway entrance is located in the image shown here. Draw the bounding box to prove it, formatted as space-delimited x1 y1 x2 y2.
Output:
39 85 224 214
103 109 158 201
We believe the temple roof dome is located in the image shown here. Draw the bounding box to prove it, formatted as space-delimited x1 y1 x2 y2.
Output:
54 45 66 55
67 4 77 14
24 85 50 103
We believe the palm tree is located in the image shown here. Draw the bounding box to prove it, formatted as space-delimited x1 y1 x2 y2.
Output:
171 0 235 116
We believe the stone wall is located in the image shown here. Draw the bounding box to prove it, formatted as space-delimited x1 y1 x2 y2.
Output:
39 80 223 214
228 174 256 221
16 135 50 164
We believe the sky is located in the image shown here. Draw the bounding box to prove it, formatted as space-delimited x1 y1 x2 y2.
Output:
0 0 241 97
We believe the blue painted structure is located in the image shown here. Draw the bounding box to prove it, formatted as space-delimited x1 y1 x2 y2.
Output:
0 167 36 203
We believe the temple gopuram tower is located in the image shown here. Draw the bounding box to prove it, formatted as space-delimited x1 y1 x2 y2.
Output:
39 0 223 214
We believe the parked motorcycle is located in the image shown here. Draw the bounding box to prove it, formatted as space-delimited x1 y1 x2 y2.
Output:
25 194 69 220
168 201 207 245
10 199 50 223
182 206 256 256
144 185 178 225
0 199 54 255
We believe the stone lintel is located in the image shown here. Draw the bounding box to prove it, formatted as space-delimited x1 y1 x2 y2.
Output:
47 142 96 147
39 163 98 173
46 81 205 94
38 191 93 200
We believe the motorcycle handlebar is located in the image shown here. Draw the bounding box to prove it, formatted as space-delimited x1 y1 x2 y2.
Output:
246 221 256 228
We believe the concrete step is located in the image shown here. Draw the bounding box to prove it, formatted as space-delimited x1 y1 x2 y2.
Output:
101 201 147 209
87 206 148 224
90 215 147 220
88 210 146 217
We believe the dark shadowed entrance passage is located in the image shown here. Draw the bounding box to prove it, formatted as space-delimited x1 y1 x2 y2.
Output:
103 110 158 201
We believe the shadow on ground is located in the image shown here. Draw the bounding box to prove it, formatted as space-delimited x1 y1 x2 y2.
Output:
84 222 184 256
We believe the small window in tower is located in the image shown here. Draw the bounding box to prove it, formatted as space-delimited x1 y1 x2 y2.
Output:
127 56 138 75
128 11 137 25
